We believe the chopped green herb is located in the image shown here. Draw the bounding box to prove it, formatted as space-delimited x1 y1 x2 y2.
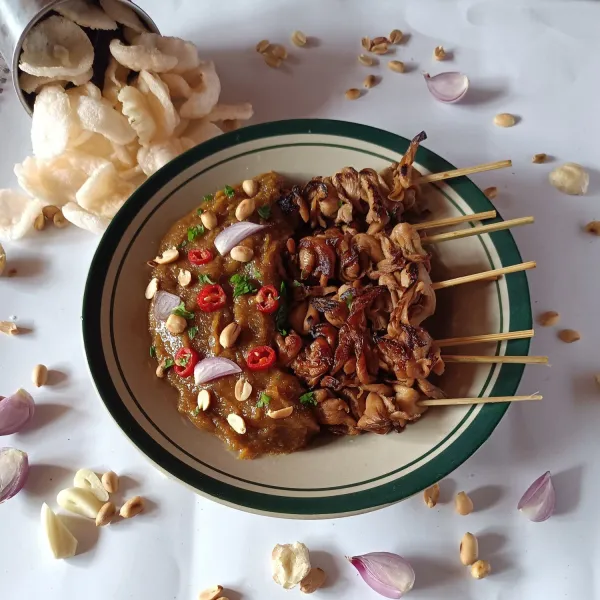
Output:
196 208 203 216
299 391 317 406
149 345 156 358
191 406 200 416
197 273 214 285
164 358 175 369
338 199 343 208
292 280 302 288
341 289 355 309
202 194 213 202
251 266 261 280
275 281 289 336
230 273 257 299
176 354 190 367
257 205 271 219
188 326 199 340
257 392 271 408
177 240 188 250
172 302 194 320
187 224 205 242
224 185 235 198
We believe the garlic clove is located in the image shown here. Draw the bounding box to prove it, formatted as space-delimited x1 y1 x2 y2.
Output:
41 503 78 559
272 542 312 589
73 468 110 502
57 487 104 519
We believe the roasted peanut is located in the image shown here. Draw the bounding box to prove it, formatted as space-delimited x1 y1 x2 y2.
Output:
197 389 211 411
32 364 48 387
291 30 308 47
236 198 256 221
101 471 119 494
42 205 60 220
537 311 560 327
267 406 294 420
145 277 159 299
558 329 580 343
433 45 446 60
345 88 361 100
230 246 254 262
220 322 241 348
300 567 327 593
242 178 258 196
95 501 117 527
484 186 497 199
455 491 474 515
494 113 516 128
120 496 145 519
33 213 45 231
52 210 68 228
198 585 223 600
358 54 374 66
256 40 270 53
532 153 547 164
389 29 403 44
423 482 440 508
200 211 217 230
235 378 253 401
363 74 377 89
154 247 179 264
227 413 246 434
166 314 187 335
178 269 192 287
388 60 405 73
460 532 479 565
585 221 600 235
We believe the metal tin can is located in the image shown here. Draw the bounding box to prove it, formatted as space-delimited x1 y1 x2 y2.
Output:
0 0 159 114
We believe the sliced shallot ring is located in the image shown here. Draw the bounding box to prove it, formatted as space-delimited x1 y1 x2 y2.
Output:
194 357 241 384
214 222 268 255
153 291 181 321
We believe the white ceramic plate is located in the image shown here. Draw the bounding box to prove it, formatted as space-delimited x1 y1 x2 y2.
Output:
83 119 532 518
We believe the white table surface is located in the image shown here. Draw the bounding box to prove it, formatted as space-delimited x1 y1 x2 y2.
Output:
1 0 599 598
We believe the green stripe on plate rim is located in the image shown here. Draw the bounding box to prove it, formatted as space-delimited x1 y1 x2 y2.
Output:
82 119 532 517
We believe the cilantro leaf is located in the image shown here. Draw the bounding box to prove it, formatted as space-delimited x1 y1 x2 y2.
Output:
197 273 215 285
224 185 235 198
275 281 289 336
176 354 190 367
188 326 199 340
187 224 205 242
172 302 194 320
150 345 156 358
341 288 354 309
257 392 271 408
191 406 200 416
177 240 188 250
196 208 203 216
257 205 271 219
299 392 317 406
164 358 174 369
230 273 257 299
202 194 213 203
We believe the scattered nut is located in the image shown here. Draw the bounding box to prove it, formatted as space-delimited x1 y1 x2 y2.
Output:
42 205 60 220
361 37 372 51
242 179 258 198
423 482 440 508
460 532 479 566
145 277 159 299
178 269 192 287
220 322 241 348
585 221 600 235
433 45 446 60
484 186 497 199
267 406 294 420
558 329 580 343
272 542 311 589
32 364 48 387
156 360 168 378
300 567 327 594
549 163 589 195
235 378 253 401
166 313 187 335
200 211 217 230
372 36 389 45
120 495 145 519
52 210 68 228
0 321 18 335
197 389 211 411
363 74 377 89
388 60 405 73
471 559 491 579
455 491 474 515
256 39 270 53
358 54 374 66
263 54 282 68
235 198 256 221
230 245 254 262
101 471 119 494
494 113 516 128
95 501 117 527
291 30 307 47
33 213 45 231
389 29 403 44
537 310 560 327
271 44 288 60
345 88 361 100
154 247 179 264
198 585 223 600
0 243 5 276
371 42 389 55
532 153 547 164
227 413 247 434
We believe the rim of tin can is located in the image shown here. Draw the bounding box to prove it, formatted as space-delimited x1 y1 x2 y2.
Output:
12 0 160 116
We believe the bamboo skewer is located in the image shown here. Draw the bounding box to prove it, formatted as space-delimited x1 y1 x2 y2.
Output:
421 216 534 244
419 394 542 407
432 261 536 290
442 355 548 365
436 330 534 348
413 210 497 231
416 160 512 184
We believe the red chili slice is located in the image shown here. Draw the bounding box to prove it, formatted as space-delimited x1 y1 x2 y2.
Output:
197 284 226 312
255 285 280 314
246 345 276 371
188 248 213 265
173 347 199 378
